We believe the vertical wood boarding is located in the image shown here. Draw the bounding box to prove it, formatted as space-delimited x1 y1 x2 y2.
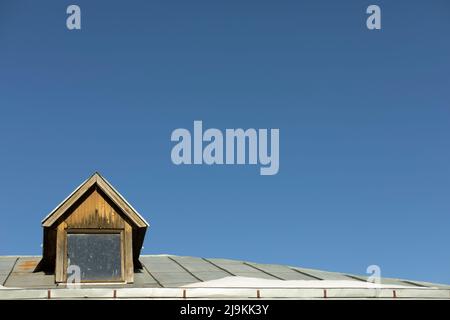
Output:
55 223 66 283
64 189 125 229
124 224 134 283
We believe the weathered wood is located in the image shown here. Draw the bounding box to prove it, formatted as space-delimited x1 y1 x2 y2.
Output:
124 224 134 283
55 223 66 283
96 176 147 228
40 172 147 284
65 189 125 229
42 173 148 228
55 188 134 282
42 175 97 227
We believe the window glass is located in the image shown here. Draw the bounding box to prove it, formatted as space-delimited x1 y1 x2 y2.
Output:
67 233 122 281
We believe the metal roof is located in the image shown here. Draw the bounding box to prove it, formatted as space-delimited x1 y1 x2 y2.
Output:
0 255 449 299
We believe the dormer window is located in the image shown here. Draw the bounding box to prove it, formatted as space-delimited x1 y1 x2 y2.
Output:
36 173 149 284
67 232 123 282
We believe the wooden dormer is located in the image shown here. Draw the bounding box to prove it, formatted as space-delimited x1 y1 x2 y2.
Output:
37 173 149 284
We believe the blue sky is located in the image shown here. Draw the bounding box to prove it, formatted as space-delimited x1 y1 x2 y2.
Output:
0 0 449 284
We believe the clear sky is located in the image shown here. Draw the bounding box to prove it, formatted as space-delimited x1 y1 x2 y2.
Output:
0 0 449 284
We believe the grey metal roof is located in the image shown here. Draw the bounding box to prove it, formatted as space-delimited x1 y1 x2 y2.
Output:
0 255 449 299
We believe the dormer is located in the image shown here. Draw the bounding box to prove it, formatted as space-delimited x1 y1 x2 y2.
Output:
37 173 149 284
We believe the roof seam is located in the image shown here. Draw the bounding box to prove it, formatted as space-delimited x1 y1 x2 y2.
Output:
201 258 235 276
2 257 19 287
167 256 203 283
290 267 323 280
399 280 427 288
344 274 423 287
140 262 164 288
243 262 285 280
344 274 371 283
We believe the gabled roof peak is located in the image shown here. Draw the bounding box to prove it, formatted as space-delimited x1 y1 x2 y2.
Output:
41 172 149 228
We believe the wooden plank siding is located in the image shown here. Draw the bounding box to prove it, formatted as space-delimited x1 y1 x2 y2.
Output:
124 224 134 282
64 189 125 230
55 223 66 283
42 173 147 228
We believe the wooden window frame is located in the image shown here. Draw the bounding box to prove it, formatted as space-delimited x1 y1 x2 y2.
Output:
63 228 125 283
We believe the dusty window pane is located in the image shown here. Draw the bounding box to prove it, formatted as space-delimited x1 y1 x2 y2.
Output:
67 233 122 281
